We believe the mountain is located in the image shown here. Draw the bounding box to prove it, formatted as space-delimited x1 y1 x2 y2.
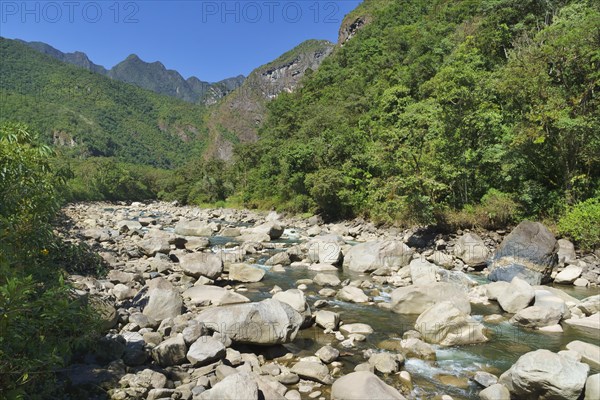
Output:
206 39 335 159
17 39 108 75
0 37 210 168
234 0 600 221
18 39 244 105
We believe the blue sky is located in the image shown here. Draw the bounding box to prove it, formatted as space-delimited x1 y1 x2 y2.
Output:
0 1 362 82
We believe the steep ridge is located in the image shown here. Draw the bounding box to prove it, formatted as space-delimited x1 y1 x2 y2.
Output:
206 39 335 160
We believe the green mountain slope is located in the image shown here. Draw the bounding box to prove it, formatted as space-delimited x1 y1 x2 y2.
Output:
19 39 245 105
235 0 600 222
0 38 209 168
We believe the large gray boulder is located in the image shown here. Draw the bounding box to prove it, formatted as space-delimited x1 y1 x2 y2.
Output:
307 234 345 265
336 286 369 303
186 336 226 367
496 277 534 313
565 340 600 369
151 335 187 367
251 221 284 240
488 221 558 285
509 306 563 328
585 374 600 400
272 289 312 328
557 238 577 264
290 361 332 384
499 349 589 400
409 258 439 285
196 299 302 345
142 278 182 321
200 372 259 400
415 301 488 346
183 285 250 306
391 282 470 314
343 241 414 273
479 384 510 400
331 371 406 400
179 252 223 279
175 221 212 237
454 233 489 267
228 263 265 282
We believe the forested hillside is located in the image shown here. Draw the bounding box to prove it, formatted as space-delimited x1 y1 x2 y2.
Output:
232 0 600 224
0 38 208 168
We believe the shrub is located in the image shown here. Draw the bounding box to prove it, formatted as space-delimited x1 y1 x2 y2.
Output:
0 123 100 398
559 197 600 251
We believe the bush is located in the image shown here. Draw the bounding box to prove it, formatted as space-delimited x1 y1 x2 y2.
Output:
559 197 600 251
0 123 100 398
441 189 520 230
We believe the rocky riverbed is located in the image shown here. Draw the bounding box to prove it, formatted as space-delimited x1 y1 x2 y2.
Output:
60 202 600 400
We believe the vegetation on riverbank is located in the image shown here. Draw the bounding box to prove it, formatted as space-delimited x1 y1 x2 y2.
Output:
0 123 104 398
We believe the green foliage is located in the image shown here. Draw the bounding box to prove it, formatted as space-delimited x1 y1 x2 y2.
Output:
0 38 208 168
232 0 600 225
559 197 600 250
0 123 100 398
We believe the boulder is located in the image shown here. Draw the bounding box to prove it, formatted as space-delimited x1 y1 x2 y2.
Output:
496 277 534 313
175 221 212 237
534 289 570 319
479 384 510 400
409 258 439 285
272 289 312 328
430 251 454 269
139 237 171 257
339 323 373 336
179 252 223 280
577 295 600 316
368 352 402 374
565 340 600 369
557 239 577 264
331 371 406 400
314 310 340 330
499 349 589 400
252 221 284 240
264 251 291 266
290 361 332 384
196 299 302 345
473 371 498 388
142 278 182 322
307 235 345 265
316 345 339 364
391 282 470 314
151 335 187 367
200 372 259 400
555 265 583 284
186 336 226 367
313 273 341 287
585 374 600 400
343 241 414 273
183 236 210 251
488 221 558 285
510 306 563 328
454 233 489 267
336 286 369 303
564 313 600 332
415 301 488 346
397 338 436 360
228 264 265 282
183 285 250 306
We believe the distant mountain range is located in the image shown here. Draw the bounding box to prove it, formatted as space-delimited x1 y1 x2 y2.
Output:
17 39 245 105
